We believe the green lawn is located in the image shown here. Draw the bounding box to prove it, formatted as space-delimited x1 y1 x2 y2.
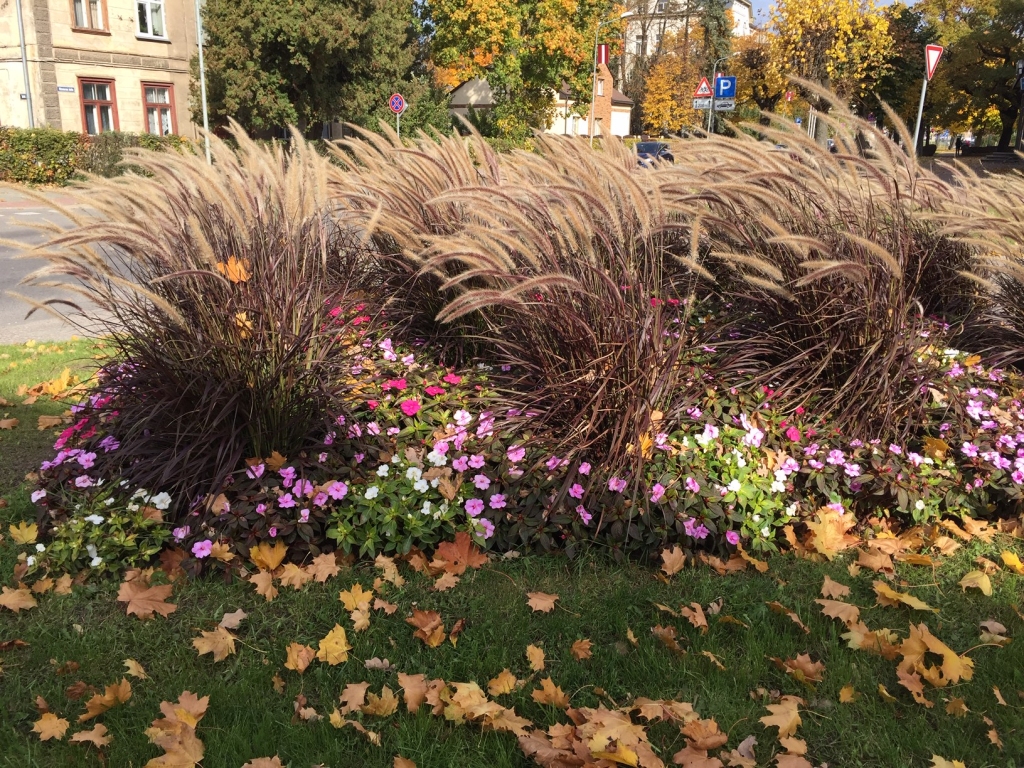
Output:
1 343 1023 768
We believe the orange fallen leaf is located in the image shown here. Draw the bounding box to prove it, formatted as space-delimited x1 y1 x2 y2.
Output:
571 638 593 660
406 609 445 647
193 627 237 662
820 575 851 599
527 592 559 613
660 545 685 576
434 532 487 575
306 552 341 582
339 682 370 715
398 673 428 712
117 578 176 619
0 586 38 613
531 678 569 708
249 541 287 571
759 697 801 738
284 643 315 674
488 669 519 696
79 678 132 721
526 644 545 671
32 712 69 741
69 722 111 747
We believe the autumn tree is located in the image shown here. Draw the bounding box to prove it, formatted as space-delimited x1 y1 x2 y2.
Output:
428 0 611 140
918 0 1024 149
194 0 449 136
865 3 935 134
769 0 893 140
733 31 787 123
641 28 705 133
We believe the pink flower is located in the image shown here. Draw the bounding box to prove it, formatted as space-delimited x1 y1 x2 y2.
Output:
685 476 700 493
434 440 450 455
367 422 381 436
569 483 584 499
269 527 278 537
827 449 845 465
725 530 740 546
294 478 314 497
256 503 267 515
489 494 507 509
246 463 265 479
507 445 526 463
452 456 470 472
313 492 329 508
545 455 561 471
1012 470 1024 484
477 519 495 539
576 505 593 525
425 385 446 396
469 454 486 469
400 399 421 416
327 481 348 500
785 426 801 442
443 373 462 385
74 475 94 488
473 474 491 490
650 483 666 503
366 400 379 410
318 452 328 463
578 462 591 475
844 463 862 478
465 498 485 517
961 442 978 458
609 477 627 493
383 378 407 391
191 540 213 558
889 444 902 455
278 493 296 508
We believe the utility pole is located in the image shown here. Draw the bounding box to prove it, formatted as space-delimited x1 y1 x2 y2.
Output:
194 0 212 163
15 0 35 128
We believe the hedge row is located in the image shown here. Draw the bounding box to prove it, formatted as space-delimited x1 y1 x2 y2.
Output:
0 127 193 184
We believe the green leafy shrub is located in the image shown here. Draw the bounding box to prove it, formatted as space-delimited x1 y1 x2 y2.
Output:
0 127 87 184
78 131 194 177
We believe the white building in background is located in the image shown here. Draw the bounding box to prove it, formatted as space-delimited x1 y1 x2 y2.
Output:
624 0 753 60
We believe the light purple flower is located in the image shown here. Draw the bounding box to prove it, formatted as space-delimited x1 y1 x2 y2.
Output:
844 463 862 478
907 452 924 466
725 530 740 546
473 474 491 491
576 505 592 525
387 426 400 436
192 540 213 558
888 444 902 455
98 435 120 452
453 456 469 472
299 509 310 523
489 494 507 509
454 410 473 427
465 498 485 517
295 478 314 498
808 459 824 470
323 432 335 446
327 481 348 500
961 442 978 458
247 463 265 480
278 493 296 508
469 454 485 469
477 519 495 539
74 475 94 488
354 453 365 464
269 526 278 537
545 455 561 471
1013 470 1024 484
685 477 700 493
367 422 381 436
827 449 845 465
313 492 329 508
77 452 97 469
256 503 267 515
31 489 46 503
568 483 584 499
578 462 591 475
172 525 190 542
507 445 526 463
434 440 450 455
650 483 666 503
608 477 627 493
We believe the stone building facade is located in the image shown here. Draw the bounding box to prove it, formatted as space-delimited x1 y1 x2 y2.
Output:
1 0 199 137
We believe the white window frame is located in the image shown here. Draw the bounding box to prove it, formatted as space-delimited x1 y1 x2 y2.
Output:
597 79 605 97
136 0 168 40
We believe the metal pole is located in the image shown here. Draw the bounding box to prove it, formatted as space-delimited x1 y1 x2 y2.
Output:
194 0 211 164
396 111 401 142
912 76 928 154
1015 60 1024 152
15 0 35 128
590 21 603 148
706 54 734 136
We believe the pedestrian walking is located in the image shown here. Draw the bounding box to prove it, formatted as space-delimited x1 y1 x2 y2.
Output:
955 135 962 157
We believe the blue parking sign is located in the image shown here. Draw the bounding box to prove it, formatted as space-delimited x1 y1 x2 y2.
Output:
714 76 736 99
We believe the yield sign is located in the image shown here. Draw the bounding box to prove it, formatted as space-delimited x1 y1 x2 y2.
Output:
693 77 713 98
925 44 944 81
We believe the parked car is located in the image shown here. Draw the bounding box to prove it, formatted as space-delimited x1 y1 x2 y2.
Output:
635 141 674 164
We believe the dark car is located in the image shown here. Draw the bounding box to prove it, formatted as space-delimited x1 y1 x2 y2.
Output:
635 141 674 165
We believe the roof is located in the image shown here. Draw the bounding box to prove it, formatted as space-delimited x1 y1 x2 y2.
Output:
557 82 633 107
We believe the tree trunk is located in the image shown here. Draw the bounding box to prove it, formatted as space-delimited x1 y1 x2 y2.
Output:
997 106 1018 149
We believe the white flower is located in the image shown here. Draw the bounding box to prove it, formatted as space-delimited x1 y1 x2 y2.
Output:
732 450 747 468
751 514 761 523
924 457 934 465
421 501 432 515
364 486 380 500
132 488 149 500
406 467 423 482
770 481 786 494
761 525 771 537
26 556 35 567
104 497 115 506
785 503 798 517
150 492 172 510
680 436 690 448
376 464 390 477
774 469 788 483
127 503 140 512
430 478 440 488
90 556 103 567
85 514 104 525
413 479 429 493
727 479 741 492
391 453 402 465
86 544 98 559
426 450 447 467
942 348 960 357
30 489 46 503
36 543 46 552
915 499 925 511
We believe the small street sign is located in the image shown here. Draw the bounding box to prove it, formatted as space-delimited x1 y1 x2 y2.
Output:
714 76 736 99
714 99 736 111
388 93 407 114
785 90 794 102
925 44 944 81
692 98 712 110
57 86 75 93
693 77 713 98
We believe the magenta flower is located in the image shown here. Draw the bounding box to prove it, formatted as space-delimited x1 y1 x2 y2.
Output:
256 503 267 515
725 530 740 546
313 492 329 508
383 378 407 391
576 505 593 525
465 498 485 517
545 455 561 471
489 493 507 509
299 509 310 523
269 527 278 537
844 463 862 478
425 385 446 396
443 373 462 385
77 451 97 469
468 454 486 469
452 456 469 472
1013 470 1024 484
278 493 296 508
473 474 491 491
191 540 213 558
568 483 585 499
367 422 381 436
650 483 666 503
295 478 314 497
685 476 700 493
888 444 902 455
578 462 591 475
74 475 94 488
434 440 450 455
507 445 526 463
327 480 348 499
400 399 421 416
608 477 627 493
366 400 379 410
279 466 296 484
785 426 801 442
826 449 845 465
961 442 978 458
478 519 495 539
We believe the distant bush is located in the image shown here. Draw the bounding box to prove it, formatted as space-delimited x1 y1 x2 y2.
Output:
0 127 87 184
78 131 194 177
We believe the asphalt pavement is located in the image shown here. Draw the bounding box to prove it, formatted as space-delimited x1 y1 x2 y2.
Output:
0 188 108 344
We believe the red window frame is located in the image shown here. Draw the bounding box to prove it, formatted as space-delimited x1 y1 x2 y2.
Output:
78 77 119 135
141 82 177 136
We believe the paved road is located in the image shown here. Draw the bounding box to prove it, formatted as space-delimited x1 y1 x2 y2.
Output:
0 188 107 344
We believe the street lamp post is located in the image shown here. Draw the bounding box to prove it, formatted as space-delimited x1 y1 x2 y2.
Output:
706 52 739 135
590 11 634 148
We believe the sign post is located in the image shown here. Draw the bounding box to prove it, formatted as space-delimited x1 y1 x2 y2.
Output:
708 75 736 134
389 93 407 141
693 77 713 111
912 44 944 153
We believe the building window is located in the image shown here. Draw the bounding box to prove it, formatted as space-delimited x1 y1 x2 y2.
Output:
656 0 667 11
79 79 117 135
597 79 605 97
137 0 166 38
72 0 105 30
143 83 175 136
635 38 643 55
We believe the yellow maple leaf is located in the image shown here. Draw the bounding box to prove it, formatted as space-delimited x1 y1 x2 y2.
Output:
339 583 373 612
0 586 39 613
526 592 559 613
571 638 593 661
873 581 937 612
526 644 545 671
32 712 69 741
216 255 251 283
316 625 352 665
249 542 287 571
487 669 519 696
1000 550 1024 575
192 627 237 662
531 678 569 708
361 686 399 717
660 545 685 576
284 642 315 674
760 697 801 737
959 570 992 596
9 521 38 545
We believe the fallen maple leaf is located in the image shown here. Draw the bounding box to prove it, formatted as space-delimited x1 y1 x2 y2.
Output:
31 577 53 595
806 508 858 559
776 755 813 768
219 609 247 629
362 686 399 717
316 625 352 665
398 673 428 712
241 758 284 768
350 607 371 632
329 710 382 744
488 669 519 696
737 546 769 573
339 682 370 714
945 697 968 716
993 686 1007 705
815 599 860 626
9 521 38 544
959 570 992 596
433 572 460 591
374 554 405 587
873 581 937 612
820 575 851 599
0 418 20 430
760 696 801 737
653 624 686 655
306 552 341 582
79 679 132 721
374 597 398 615
766 601 810 634
681 602 708 633
434 532 487 575
532 678 569 708
54 574 73 595
838 684 860 703
877 684 898 703
526 644 545 671
406 609 445 647
701 650 726 670
145 691 208 767
1001 550 1024 575
682 717 728 750
284 642 315 674
527 592 559 613
339 583 373 612
857 547 895 575
661 545 686 576
249 570 278 602
930 757 966 768
0 586 38 613
394 758 417 768
278 563 312 590
673 744 724 767
771 654 824 687
193 627 237 662
32 712 69 741
249 541 287 571
69 722 111 747
124 659 148 679
896 668 934 708
571 638 593 660
117 578 176 619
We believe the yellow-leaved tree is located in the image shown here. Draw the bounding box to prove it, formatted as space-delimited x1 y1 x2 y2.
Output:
769 0 893 139
640 28 707 134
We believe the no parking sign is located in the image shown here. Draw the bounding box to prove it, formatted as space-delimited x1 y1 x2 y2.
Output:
389 93 407 114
